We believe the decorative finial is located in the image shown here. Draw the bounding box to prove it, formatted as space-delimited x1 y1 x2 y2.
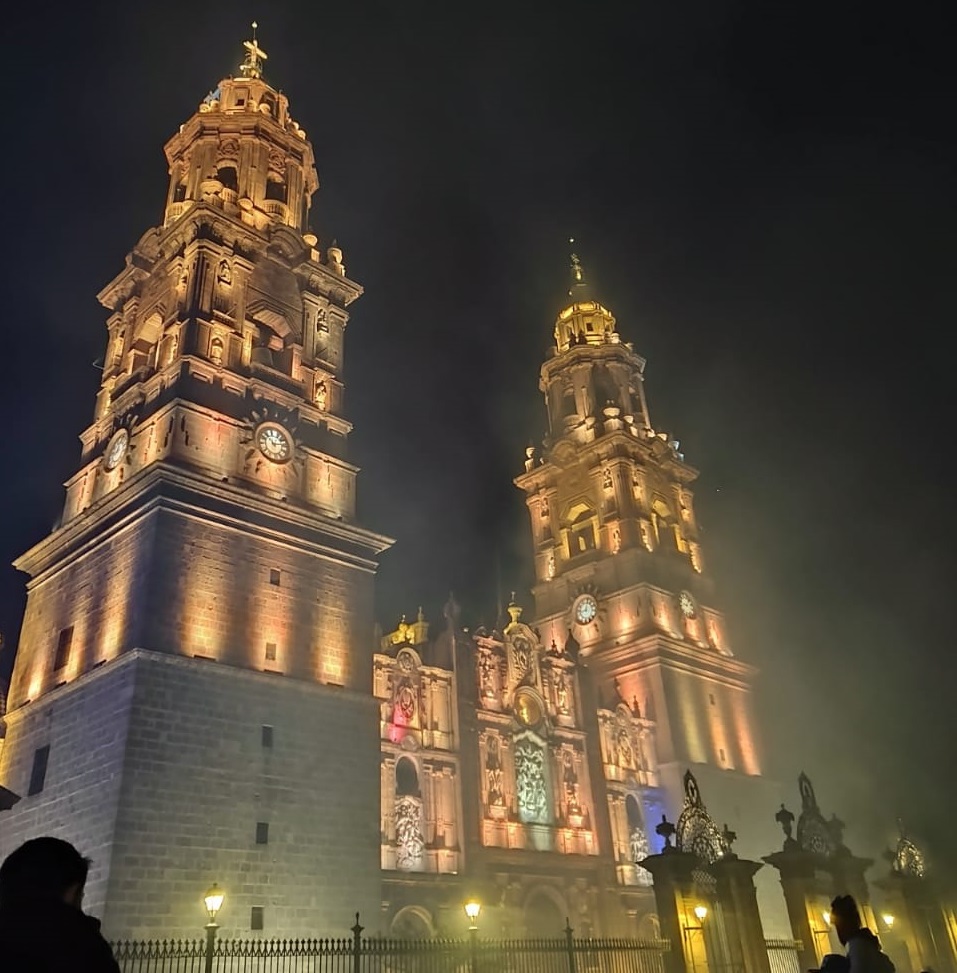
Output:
567 237 589 300
240 21 268 79
656 813 676 851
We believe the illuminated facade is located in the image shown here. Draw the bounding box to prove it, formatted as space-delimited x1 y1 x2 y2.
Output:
517 254 784 923
0 34 391 938
375 255 785 937
0 34 788 942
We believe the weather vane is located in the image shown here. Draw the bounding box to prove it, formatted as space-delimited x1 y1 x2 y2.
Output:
240 21 268 79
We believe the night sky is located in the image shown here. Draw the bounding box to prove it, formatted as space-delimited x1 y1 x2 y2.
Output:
1 3 954 877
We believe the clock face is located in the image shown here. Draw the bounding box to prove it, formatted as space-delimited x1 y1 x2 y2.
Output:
104 429 129 471
574 594 598 625
679 591 696 618
256 423 292 463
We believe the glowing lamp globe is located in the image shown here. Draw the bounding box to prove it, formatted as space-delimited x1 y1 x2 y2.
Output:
693 905 708 922
823 911 831 926
882 914 895 929
204 883 225 921
464 901 481 921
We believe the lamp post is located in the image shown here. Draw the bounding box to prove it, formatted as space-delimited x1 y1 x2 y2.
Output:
203 883 225 973
465 901 481 973
683 904 708 973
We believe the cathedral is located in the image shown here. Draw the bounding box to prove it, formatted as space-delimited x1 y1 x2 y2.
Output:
0 34 783 941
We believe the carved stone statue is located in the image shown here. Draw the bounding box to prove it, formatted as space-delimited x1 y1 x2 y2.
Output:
776 803 797 849
394 796 425 871
314 379 327 410
556 674 569 714
485 735 505 807
478 651 497 699
562 750 580 811
514 739 549 824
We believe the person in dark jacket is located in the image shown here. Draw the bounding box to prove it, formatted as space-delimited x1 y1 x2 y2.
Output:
830 894 896 973
0 836 120 972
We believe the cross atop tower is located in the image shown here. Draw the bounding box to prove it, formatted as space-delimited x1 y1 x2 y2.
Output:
240 21 268 79
567 238 591 301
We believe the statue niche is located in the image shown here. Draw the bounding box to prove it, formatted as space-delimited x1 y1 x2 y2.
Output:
514 735 551 825
393 757 425 872
484 734 507 816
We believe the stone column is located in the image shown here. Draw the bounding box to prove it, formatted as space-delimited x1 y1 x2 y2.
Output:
874 873 957 973
710 857 771 973
640 850 699 973
828 854 876 930
764 849 828 973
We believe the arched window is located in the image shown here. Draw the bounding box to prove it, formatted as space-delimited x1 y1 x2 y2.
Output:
564 501 597 556
395 757 420 798
173 181 187 202
265 174 287 202
217 166 238 191
651 499 674 551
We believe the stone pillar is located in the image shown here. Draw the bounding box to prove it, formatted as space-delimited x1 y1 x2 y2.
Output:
640 850 699 973
828 853 876 930
875 873 957 973
710 857 772 973
764 849 830 972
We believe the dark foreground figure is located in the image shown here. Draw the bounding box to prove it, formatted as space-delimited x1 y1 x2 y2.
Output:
830 894 896 973
0 837 120 972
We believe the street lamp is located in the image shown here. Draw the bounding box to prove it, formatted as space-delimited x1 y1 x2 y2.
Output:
464 901 481 930
203 883 225 973
684 904 708 973
882 914 896 930
464 901 481 973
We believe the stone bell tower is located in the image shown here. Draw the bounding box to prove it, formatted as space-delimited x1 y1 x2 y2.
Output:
0 29 391 939
516 248 785 930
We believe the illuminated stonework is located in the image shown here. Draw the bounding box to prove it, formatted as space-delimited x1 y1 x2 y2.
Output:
373 617 462 876
0 32 391 939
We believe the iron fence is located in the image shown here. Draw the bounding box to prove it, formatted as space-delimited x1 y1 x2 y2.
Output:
112 919 671 973
766 938 803 973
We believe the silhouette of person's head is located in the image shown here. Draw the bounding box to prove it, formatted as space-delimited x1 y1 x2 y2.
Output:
830 894 862 946
0 837 90 909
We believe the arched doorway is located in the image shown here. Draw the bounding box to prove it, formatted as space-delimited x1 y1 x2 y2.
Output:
391 905 434 939
638 912 661 940
524 888 566 937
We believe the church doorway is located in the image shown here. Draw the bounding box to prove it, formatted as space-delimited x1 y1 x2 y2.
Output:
390 905 435 939
524 888 566 937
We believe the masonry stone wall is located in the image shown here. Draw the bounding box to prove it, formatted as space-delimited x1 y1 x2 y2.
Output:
0 651 381 941
142 508 375 691
7 514 156 709
102 652 381 940
0 660 137 915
